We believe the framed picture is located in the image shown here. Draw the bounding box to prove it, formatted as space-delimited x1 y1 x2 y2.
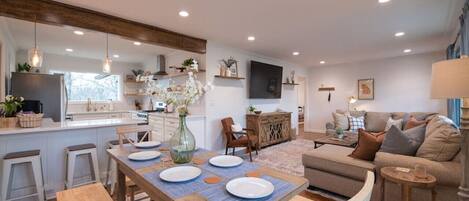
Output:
358 79 374 100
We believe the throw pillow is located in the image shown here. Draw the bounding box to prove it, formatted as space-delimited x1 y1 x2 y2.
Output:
404 116 427 130
365 112 392 132
349 129 386 161
231 123 245 139
349 116 365 132
416 115 462 161
332 112 349 130
380 124 426 156
384 118 403 132
349 110 366 118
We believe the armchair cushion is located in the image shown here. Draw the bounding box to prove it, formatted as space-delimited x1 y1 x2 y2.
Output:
374 152 461 187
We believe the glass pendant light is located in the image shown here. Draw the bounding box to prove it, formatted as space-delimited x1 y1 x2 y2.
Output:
28 20 43 68
102 33 112 73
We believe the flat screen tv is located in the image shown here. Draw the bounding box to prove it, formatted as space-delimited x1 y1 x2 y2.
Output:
249 61 283 99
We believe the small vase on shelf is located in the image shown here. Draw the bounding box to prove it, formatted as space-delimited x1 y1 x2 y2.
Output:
169 114 196 164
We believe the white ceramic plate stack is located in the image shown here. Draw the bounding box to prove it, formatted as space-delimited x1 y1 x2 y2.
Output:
159 166 202 182
128 151 161 161
134 141 161 149
226 177 275 199
209 155 243 168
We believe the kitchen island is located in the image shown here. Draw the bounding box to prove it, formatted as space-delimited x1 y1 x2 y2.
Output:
0 118 144 199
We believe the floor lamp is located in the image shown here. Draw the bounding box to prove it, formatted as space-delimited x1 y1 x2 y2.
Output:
431 57 469 201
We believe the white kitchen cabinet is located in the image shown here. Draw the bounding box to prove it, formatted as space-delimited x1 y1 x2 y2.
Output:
148 113 206 148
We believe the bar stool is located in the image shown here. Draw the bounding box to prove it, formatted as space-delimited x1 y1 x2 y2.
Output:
65 143 100 189
2 150 45 201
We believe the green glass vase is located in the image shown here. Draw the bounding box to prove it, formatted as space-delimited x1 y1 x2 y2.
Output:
169 115 196 164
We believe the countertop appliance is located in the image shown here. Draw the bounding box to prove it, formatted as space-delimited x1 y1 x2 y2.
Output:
11 72 68 122
22 100 43 114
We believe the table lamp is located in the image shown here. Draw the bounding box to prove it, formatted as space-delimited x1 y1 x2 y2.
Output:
431 57 469 200
348 96 357 112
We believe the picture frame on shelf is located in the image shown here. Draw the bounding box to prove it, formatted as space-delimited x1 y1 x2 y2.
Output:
358 79 374 100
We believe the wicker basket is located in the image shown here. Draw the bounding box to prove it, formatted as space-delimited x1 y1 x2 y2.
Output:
17 113 44 128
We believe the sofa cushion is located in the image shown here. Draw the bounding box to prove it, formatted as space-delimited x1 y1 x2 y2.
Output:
303 144 375 181
365 112 391 132
332 112 349 130
404 116 427 130
416 115 462 161
384 117 403 132
349 129 386 161
380 124 426 156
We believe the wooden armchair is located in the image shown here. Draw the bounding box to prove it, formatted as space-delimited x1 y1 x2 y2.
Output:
221 117 259 162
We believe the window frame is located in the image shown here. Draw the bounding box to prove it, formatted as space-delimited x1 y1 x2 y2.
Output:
49 70 124 104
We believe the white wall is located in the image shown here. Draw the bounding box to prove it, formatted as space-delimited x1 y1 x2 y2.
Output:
16 51 144 112
204 41 308 151
307 51 447 132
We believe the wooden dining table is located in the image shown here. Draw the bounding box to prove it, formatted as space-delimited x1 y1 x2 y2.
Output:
107 144 309 201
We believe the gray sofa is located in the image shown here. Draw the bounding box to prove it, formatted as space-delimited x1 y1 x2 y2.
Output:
303 111 461 201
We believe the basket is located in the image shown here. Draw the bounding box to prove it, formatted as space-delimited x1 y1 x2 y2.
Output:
17 113 44 128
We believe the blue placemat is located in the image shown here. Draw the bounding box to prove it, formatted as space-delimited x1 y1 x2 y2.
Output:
142 166 224 199
199 175 296 201
202 162 259 179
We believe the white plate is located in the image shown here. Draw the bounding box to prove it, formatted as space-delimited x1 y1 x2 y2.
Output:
209 155 243 168
159 166 202 182
128 151 161 161
226 177 275 199
134 141 161 148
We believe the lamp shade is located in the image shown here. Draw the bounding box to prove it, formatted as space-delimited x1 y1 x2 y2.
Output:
431 57 469 99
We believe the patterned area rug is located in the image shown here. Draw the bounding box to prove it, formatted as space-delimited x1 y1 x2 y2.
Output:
252 139 316 176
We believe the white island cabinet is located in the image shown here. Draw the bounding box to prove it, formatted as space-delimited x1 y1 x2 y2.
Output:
0 119 143 200
148 113 206 149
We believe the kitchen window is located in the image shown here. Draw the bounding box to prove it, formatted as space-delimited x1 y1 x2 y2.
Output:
50 71 121 102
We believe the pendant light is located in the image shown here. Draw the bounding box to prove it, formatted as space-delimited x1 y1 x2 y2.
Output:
28 19 43 68
102 33 112 73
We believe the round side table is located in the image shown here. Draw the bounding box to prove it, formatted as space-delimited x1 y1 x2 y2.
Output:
380 167 437 201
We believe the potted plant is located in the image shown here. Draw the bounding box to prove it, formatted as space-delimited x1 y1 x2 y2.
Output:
248 105 256 114
335 127 344 139
17 62 32 73
221 57 238 77
0 95 24 128
180 58 199 72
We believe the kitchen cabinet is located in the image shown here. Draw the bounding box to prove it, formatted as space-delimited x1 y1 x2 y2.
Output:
148 113 206 148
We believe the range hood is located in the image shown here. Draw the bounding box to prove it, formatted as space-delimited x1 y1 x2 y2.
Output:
154 55 168 75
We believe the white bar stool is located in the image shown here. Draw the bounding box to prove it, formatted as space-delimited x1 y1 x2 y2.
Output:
65 143 100 189
1 150 45 201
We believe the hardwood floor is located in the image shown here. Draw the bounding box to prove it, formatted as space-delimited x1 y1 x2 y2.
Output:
297 124 327 141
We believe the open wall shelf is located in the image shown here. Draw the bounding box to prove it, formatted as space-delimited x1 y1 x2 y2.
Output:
214 75 245 80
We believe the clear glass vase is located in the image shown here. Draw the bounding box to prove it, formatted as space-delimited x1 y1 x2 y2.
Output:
169 115 196 164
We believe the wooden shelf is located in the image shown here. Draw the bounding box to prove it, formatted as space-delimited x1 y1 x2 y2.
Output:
155 69 206 79
461 107 469 109
214 75 245 80
318 87 335 91
124 80 145 83
124 93 147 97
282 83 299 85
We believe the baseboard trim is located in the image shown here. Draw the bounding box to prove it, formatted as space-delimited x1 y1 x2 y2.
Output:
305 129 326 133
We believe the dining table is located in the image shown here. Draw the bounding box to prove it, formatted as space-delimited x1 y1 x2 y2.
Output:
107 144 309 201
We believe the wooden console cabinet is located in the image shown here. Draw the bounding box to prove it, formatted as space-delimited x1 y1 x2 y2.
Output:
246 112 292 148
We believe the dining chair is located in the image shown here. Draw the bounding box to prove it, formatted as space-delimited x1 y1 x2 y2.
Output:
221 117 259 162
111 124 153 201
348 171 375 201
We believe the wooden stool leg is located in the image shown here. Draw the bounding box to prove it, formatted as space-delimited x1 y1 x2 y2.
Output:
431 189 436 201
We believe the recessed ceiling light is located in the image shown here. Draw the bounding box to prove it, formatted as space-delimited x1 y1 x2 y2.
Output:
179 10 189 17
378 0 391 3
320 61 326 64
247 36 255 41
65 48 73 52
394 32 405 37
292 52 300 56
73 30 84 35
133 41 141 46
403 49 412 53
113 54 120 58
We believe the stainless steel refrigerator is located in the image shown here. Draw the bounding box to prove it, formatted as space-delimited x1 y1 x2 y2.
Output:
11 72 68 122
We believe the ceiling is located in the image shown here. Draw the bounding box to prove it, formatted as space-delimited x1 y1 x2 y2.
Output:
3 17 183 65
18 0 468 67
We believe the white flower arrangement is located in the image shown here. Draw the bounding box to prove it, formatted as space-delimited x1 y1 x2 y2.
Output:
144 71 213 116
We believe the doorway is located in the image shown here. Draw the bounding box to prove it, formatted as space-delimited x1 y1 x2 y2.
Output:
297 76 306 134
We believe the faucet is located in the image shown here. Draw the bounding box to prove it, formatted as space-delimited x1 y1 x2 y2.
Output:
86 98 92 112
